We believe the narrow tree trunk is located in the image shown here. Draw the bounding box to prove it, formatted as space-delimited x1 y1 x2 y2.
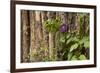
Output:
76 13 80 34
68 13 73 32
83 14 87 35
41 11 49 59
70 13 77 33
21 10 30 62
61 12 67 23
55 12 61 60
35 11 43 61
47 12 55 60
29 11 36 62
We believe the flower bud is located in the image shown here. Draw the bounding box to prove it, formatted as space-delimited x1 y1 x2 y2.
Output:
59 23 68 33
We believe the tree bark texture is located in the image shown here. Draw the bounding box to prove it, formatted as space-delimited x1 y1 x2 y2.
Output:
21 10 30 62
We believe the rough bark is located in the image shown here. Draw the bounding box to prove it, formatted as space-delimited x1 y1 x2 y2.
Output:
21 10 30 62
67 13 73 32
35 11 43 61
29 11 36 61
76 13 80 34
60 12 67 23
41 11 49 58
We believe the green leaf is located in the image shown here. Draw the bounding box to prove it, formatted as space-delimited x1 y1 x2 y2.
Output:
43 18 61 33
68 53 73 60
71 55 78 60
43 18 61 32
73 37 79 41
79 39 84 45
67 37 79 45
79 54 87 60
70 43 78 52
59 36 65 43
84 41 89 48
66 37 73 44
66 33 71 39
79 36 89 48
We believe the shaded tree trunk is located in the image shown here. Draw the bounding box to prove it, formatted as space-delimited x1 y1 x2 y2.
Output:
76 13 80 34
21 10 30 62
60 12 67 23
67 13 73 32
83 14 88 35
69 13 77 33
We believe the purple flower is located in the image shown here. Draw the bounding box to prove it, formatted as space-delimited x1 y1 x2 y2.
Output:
59 23 68 33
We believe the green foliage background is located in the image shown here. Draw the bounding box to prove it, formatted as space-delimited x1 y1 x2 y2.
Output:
43 13 90 61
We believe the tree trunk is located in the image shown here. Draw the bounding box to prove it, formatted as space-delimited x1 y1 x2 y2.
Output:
47 12 55 60
21 10 30 62
29 11 36 62
60 12 67 23
76 13 80 34
41 11 49 58
67 13 73 32
35 11 43 61
83 14 87 35
70 13 77 33
55 12 61 60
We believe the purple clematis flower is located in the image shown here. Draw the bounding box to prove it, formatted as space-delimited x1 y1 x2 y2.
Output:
59 23 68 33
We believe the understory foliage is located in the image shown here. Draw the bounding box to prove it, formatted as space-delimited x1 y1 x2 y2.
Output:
43 14 89 61
21 10 90 62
